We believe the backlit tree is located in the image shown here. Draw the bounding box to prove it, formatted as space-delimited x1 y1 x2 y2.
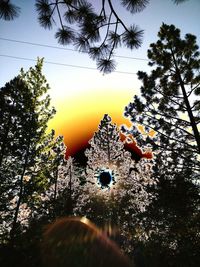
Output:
124 23 200 266
125 23 200 171
75 114 156 254
0 59 56 241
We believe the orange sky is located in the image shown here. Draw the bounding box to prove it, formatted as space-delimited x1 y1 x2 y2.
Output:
48 86 154 159
48 86 134 156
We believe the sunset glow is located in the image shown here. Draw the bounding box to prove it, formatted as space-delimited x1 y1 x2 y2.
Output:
48 86 134 156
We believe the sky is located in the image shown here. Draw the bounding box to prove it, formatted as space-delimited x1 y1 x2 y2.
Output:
0 0 200 156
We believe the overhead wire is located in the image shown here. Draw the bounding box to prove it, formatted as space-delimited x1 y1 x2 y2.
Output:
0 54 137 75
0 37 149 61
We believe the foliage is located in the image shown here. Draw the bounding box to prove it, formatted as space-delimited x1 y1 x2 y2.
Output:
0 0 190 73
125 23 200 171
125 23 200 266
0 0 20 20
34 0 145 73
74 114 156 254
0 59 84 248
132 147 200 267
0 59 56 241
39 155 83 220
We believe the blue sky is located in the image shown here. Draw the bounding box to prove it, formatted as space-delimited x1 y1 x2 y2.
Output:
0 0 200 151
1 0 199 87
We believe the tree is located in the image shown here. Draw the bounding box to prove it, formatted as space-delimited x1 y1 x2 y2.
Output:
125 23 200 172
0 59 56 241
0 1 190 73
41 155 82 219
75 114 156 255
24 134 66 222
132 143 200 267
124 23 200 266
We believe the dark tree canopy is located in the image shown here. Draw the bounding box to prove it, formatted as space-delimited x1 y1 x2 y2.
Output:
125 23 200 169
124 23 200 266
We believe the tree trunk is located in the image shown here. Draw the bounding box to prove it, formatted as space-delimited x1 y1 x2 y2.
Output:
179 75 200 154
67 161 73 215
10 141 30 241
0 116 11 167
53 161 59 201
171 48 200 154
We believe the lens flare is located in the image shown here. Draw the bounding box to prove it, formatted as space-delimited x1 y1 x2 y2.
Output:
42 217 132 267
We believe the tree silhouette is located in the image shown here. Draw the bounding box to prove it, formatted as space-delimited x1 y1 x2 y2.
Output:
135 141 200 267
124 23 200 266
0 59 56 241
125 23 200 169
0 0 191 73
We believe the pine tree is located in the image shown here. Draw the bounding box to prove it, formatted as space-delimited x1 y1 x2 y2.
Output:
74 114 156 255
124 24 200 266
125 23 200 170
0 59 56 241
41 155 82 220
85 114 125 182
24 134 66 222
137 147 200 267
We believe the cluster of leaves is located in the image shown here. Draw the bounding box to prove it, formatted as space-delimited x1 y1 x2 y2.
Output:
0 0 20 20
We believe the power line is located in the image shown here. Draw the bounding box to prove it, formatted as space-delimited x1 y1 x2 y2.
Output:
0 37 149 62
0 37 76 52
0 54 137 75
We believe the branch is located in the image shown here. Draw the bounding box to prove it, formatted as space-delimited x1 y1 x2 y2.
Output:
107 0 129 32
138 112 197 151
108 19 119 60
56 1 64 29
100 11 113 47
100 0 106 17
191 101 200 110
147 104 194 138
154 86 187 111
187 81 200 97
153 142 200 171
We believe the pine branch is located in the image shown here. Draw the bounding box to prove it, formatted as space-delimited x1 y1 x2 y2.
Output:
137 112 197 151
107 0 129 32
147 104 193 137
